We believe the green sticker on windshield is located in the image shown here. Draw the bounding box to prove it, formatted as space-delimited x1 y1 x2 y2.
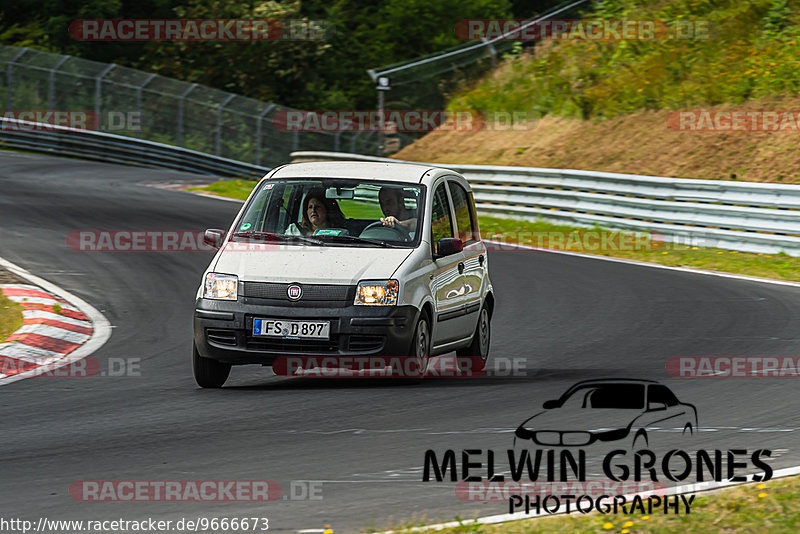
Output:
239 222 252 231
314 229 343 236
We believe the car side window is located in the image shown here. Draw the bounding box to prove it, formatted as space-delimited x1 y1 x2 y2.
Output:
430 182 454 254
648 385 679 407
447 181 477 244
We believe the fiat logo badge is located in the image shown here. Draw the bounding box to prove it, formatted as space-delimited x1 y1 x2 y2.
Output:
287 284 302 300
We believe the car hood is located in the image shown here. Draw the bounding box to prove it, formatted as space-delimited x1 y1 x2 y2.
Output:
211 243 414 284
518 409 640 433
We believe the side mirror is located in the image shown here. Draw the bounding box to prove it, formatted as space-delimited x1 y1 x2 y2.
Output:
436 237 463 258
542 400 560 409
647 402 667 412
203 229 226 249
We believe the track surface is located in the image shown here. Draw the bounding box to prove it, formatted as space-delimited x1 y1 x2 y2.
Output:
2 151 800 531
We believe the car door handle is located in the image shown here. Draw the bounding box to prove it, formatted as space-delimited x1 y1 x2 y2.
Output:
457 262 465 274
478 254 485 266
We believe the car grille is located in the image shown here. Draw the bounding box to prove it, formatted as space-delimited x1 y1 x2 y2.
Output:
242 282 354 301
534 431 592 446
246 335 341 353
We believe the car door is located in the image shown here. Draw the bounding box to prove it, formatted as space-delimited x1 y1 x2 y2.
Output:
447 179 486 338
428 180 469 348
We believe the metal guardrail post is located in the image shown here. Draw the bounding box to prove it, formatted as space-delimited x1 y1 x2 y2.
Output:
6 48 28 111
135 74 156 139
177 83 197 147
48 56 69 110
95 64 115 129
255 103 275 167
216 94 235 156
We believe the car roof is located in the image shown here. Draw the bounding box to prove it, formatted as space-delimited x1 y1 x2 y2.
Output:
269 161 454 184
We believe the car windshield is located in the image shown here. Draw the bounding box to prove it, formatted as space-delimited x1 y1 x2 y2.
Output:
560 384 646 410
233 179 425 247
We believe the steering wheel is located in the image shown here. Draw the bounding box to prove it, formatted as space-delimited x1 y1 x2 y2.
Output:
361 220 411 242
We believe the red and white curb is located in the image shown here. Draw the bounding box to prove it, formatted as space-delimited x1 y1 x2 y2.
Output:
0 257 111 385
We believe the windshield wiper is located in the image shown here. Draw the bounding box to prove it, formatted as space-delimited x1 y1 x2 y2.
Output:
315 234 404 248
231 230 279 240
278 234 326 246
232 231 325 246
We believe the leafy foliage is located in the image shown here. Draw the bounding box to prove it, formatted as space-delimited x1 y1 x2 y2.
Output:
449 0 800 120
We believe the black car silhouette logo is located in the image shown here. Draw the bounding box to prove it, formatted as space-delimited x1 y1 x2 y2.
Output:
514 379 697 448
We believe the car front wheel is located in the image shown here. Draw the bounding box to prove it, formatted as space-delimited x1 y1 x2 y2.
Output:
193 344 231 388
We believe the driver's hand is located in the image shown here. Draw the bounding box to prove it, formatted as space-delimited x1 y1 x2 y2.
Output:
381 216 397 228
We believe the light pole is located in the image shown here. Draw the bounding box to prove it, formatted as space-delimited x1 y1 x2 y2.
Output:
375 75 390 155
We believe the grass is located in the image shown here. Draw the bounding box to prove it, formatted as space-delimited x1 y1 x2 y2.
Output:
386 476 800 533
187 179 256 200
0 292 23 342
450 0 800 122
188 180 800 283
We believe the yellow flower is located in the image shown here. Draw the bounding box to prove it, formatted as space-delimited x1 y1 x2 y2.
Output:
758 492 768 498
757 484 767 490
643 515 650 521
623 521 634 528
603 522 614 530
691 246 699 250
622 530 630 534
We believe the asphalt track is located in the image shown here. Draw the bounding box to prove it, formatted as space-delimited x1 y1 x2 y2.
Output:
1 151 800 532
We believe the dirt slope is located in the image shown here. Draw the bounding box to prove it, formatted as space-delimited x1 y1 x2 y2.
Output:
394 97 800 183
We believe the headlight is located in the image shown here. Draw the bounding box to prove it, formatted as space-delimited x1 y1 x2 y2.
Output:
354 280 398 306
204 273 238 300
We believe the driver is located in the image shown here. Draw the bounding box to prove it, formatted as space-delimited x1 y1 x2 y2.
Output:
286 188 346 235
378 186 417 231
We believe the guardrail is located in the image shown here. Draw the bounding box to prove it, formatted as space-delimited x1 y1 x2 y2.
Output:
0 118 270 178
290 151 800 256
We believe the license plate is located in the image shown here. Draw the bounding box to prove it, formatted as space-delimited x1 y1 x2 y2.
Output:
253 318 330 339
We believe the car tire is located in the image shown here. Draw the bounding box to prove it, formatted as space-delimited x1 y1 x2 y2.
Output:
407 312 431 382
193 344 231 388
456 305 491 374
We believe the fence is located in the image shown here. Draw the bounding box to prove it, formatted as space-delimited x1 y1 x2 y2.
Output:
290 151 800 257
0 45 408 168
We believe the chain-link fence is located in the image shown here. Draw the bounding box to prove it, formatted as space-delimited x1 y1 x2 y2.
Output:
0 45 411 168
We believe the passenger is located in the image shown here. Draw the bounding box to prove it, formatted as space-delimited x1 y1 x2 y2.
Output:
286 188 346 235
379 186 417 231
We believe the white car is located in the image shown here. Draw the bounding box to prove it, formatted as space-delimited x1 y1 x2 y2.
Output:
193 161 494 387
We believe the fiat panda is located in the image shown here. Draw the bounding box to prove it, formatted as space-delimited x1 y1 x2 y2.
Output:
193 161 494 387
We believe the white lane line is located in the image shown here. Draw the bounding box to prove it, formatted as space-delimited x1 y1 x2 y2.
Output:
186 191 246 203
0 257 112 386
12 324 90 344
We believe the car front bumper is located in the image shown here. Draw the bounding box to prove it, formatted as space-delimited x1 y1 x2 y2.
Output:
193 298 420 365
